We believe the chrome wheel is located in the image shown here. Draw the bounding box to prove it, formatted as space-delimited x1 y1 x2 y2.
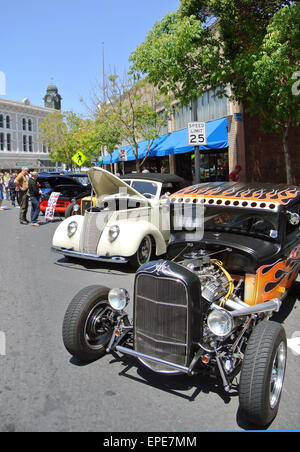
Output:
137 236 152 265
269 341 286 409
84 301 113 350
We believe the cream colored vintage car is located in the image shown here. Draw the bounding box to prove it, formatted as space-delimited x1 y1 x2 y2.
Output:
52 167 186 269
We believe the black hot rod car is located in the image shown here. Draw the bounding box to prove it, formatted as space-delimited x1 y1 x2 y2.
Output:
62 182 300 427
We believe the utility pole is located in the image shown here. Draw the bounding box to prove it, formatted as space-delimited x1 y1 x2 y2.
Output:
102 42 106 104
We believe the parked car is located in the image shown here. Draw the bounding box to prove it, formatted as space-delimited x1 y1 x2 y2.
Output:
40 182 90 216
62 182 300 426
37 174 84 196
66 172 91 187
65 171 186 218
64 193 99 218
52 168 186 268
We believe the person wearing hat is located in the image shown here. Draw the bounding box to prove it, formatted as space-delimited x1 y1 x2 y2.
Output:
229 164 242 182
14 167 30 224
28 171 42 226
0 173 4 210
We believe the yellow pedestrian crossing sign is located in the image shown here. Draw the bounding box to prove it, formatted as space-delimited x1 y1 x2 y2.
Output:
72 151 87 166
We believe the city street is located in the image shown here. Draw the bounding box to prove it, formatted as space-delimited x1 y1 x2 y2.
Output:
0 206 300 432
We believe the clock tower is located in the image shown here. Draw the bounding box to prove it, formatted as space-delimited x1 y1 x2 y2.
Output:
43 83 62 110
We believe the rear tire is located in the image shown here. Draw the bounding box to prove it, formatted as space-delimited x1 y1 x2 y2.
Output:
62 285 114 363
239 320 287 426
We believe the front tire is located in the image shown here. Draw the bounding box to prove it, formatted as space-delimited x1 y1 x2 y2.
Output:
129 235 153 270
65 202 75 218
62 285 114 363
239 320 287 426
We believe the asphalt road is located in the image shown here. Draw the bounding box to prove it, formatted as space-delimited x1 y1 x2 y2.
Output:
0 206 299 432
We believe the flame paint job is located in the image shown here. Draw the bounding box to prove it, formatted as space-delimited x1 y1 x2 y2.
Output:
245 245 300 305
172 183 300 207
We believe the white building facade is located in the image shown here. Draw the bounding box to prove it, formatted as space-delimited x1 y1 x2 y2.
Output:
0 97 58 171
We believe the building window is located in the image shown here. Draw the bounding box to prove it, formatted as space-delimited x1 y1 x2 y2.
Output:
43 145 47 153
7 133 11 151
174 103 193 131
23 135 27 152
29 135 33 152
0 133 4 150
6 115 10 129
22 118 26 131
196 86 227 122
28 119 32 131
0 114 3 128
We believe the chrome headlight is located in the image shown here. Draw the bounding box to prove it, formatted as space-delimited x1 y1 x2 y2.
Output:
108 225 120 241
67 221 78 237
108 288 129 311
207 308 233 337
73 204 80 213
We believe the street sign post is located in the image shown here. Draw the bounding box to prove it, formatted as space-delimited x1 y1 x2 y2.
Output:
119 149 127 162
187 122 207 146
188 121 206 185
72 151 87 167
119 149 127 175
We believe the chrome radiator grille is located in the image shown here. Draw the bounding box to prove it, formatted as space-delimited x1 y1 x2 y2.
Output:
134 273 189 372
79 211 101 254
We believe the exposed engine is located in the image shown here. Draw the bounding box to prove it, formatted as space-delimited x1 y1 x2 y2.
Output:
182 249 242 308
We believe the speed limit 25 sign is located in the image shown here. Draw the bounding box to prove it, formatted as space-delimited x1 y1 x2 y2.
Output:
188 122 207 146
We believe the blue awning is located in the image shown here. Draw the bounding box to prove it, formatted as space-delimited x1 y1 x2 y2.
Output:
102 117 228 164
154 117 228 156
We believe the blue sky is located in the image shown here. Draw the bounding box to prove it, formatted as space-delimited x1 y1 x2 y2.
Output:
0 0 179 115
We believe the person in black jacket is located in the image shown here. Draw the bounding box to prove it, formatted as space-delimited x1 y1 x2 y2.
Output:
8 173 17 207
28 171 42 226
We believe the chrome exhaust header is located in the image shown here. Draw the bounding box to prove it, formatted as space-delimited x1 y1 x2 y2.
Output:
230 298 281 318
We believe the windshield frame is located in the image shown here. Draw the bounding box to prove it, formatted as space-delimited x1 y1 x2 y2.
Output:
123 179 160 199
171 203 280 243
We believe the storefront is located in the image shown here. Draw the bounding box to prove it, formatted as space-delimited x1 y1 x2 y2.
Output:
102 117 229 183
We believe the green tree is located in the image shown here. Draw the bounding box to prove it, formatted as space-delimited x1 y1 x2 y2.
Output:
247 3 300 183
96 73 171 173
75 118 120 171
130 0 298 182
40 111 83 170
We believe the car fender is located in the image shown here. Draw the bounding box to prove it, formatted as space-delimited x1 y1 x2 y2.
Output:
98 220 167 257
52 215 85 250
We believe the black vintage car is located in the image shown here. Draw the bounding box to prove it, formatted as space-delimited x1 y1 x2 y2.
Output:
62 182 300 427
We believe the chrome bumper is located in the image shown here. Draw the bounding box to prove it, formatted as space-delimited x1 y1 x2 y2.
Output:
115 345 192 374
51 246 128 264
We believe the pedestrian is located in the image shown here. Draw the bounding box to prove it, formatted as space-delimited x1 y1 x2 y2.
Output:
28 171 42 226
229 164 242 182
0 173 4 210
4 172 10 200
14 167 30 224
8 173 17 207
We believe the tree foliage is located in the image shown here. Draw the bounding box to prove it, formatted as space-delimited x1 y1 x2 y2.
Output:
40 111 83 170
95 73 171 172
130 0 299 182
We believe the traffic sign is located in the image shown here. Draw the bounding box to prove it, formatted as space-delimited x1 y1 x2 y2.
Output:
72 151 87 166
119 149 127 162
188 122 207 146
